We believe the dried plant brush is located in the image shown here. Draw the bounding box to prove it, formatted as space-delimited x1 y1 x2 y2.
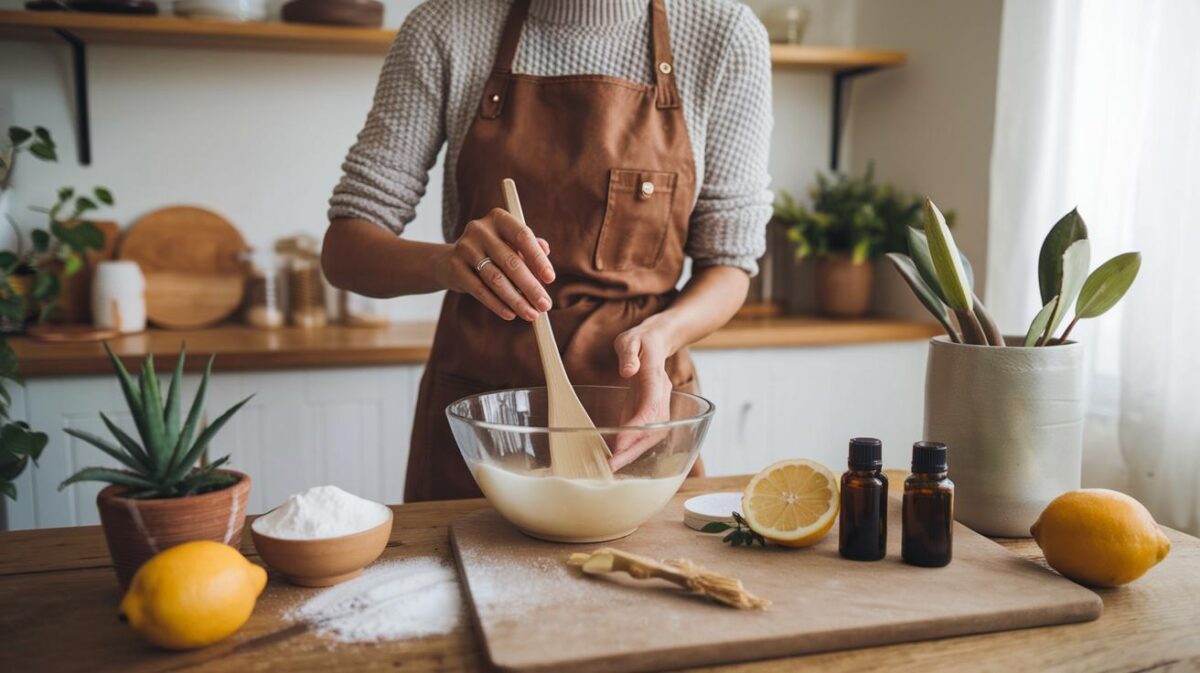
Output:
568 547 770 610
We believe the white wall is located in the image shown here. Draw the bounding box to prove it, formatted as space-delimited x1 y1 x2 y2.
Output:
846 0 1004 320
0 0 451 319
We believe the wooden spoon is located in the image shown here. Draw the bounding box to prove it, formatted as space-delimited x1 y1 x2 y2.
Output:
501 179 613 480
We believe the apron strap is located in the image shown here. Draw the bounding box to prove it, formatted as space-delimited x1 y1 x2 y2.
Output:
481 0 531 119
480 0 681 117
651 0 681 110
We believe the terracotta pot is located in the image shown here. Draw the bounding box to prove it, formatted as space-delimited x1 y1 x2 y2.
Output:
815 255 874 317
923 337 1085 537
3 272 36 328
96 470 251 589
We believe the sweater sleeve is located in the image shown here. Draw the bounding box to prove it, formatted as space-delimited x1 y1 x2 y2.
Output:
685 5 774 275
327 2 449 234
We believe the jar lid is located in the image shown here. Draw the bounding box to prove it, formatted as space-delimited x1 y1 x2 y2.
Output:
682 492 743 531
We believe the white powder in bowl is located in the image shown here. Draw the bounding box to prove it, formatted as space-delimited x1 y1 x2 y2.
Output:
289 557 462 642
252 485 391 540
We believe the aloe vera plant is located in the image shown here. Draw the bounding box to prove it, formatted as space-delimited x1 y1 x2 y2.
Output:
887 201 1140 347
59 344 252 498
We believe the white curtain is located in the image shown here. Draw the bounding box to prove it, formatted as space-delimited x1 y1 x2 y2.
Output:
987 0 1200 533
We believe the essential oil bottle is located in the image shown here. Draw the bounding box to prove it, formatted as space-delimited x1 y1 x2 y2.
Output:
839 437 888 561
902 441 954 567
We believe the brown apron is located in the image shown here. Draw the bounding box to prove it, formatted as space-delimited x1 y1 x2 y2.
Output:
404 0 698 502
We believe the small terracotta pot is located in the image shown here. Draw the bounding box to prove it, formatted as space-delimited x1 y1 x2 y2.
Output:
815 255 874 317
96 470 251 589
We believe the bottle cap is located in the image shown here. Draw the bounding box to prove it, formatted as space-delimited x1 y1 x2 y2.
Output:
848 437 882 469
912 441 948 473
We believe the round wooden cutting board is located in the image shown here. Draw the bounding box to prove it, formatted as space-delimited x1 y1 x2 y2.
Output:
119 206 248 329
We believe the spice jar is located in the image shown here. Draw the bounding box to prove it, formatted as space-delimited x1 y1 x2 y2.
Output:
288 257 327 329
243 249 284 329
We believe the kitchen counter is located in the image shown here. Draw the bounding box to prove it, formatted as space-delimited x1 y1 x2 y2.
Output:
7 317 942 378
1 474 1197 673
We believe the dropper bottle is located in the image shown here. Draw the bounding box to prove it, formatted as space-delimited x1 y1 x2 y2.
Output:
902 441 954 567
839 437 888 561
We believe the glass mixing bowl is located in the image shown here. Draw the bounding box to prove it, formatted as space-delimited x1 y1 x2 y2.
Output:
446 386 714 543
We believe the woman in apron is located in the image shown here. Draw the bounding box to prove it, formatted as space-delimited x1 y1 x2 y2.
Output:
323 0 773 501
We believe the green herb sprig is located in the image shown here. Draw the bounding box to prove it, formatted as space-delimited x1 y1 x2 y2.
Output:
701 512 766 547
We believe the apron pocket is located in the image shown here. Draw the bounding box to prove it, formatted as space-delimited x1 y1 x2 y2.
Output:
594 169 678 270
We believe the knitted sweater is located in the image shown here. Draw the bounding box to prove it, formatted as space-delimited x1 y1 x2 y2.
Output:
328 0 773 274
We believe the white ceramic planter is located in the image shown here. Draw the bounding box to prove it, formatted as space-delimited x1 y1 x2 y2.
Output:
923 336 1085 537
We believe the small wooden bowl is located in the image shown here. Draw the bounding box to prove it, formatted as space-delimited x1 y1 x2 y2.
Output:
250 511 393 587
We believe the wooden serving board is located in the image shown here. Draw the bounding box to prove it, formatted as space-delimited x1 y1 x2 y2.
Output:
451 492 1102 673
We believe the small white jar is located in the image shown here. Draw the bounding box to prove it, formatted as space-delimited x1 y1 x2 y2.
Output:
92 261 146 334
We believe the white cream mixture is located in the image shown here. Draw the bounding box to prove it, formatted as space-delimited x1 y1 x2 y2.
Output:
471 461 686 542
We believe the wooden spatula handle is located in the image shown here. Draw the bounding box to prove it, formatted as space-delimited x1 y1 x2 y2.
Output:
501 179 566 384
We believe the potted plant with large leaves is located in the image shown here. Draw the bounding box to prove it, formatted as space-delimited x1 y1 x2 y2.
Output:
887 202 1140 537
60 344 253 588
774 165 950 317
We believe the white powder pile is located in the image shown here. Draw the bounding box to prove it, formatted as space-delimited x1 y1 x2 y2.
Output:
252 485 391 540
290 557 463 643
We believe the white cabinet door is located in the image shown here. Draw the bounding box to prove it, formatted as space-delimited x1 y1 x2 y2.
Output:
11 365 425 530
691 341 928 476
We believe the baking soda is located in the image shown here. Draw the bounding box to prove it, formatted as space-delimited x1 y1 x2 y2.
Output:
291 557 462 643
252 485 391 540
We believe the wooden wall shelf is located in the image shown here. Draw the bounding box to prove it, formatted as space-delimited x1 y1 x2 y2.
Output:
0 10 907 168
0 11 908 67
0 10 393 54
770 44 907 71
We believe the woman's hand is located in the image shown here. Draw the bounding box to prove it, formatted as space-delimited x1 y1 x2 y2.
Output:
610 318 677 471
433 208 555 321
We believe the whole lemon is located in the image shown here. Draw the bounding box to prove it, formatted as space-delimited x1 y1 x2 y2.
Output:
120 541 267 650
1030 489 1170 588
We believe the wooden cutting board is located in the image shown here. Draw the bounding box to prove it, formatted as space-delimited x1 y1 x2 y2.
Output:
451 492 1102 673
119 206 248 329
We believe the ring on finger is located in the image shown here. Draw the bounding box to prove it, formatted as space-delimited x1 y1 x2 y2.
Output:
474 256 494 273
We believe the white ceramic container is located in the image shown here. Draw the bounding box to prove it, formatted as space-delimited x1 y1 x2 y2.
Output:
92 261 146 334
174 0 267 21
923 335 1085 537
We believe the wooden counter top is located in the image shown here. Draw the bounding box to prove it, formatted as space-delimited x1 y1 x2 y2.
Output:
1 474 1197 673
8 317 941 378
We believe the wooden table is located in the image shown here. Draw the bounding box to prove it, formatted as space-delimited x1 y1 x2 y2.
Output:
2 475 1198 673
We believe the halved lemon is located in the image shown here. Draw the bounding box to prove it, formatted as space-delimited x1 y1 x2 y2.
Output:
742 459 839 548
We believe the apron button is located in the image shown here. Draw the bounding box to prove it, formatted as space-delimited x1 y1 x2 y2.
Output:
658 62 672 75
641 181 655 197
490 94 501 103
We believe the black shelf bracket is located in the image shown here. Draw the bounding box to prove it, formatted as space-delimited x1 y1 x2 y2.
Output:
51 28 91 166
829 65 882 172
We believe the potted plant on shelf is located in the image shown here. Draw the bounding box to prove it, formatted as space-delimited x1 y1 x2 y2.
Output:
887 202 1140 537
774 164 950 317
60 344 253 588
1 126 110 329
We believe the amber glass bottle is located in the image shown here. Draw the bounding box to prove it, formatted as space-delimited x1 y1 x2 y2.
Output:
902 441 954 567
839 437 887 561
